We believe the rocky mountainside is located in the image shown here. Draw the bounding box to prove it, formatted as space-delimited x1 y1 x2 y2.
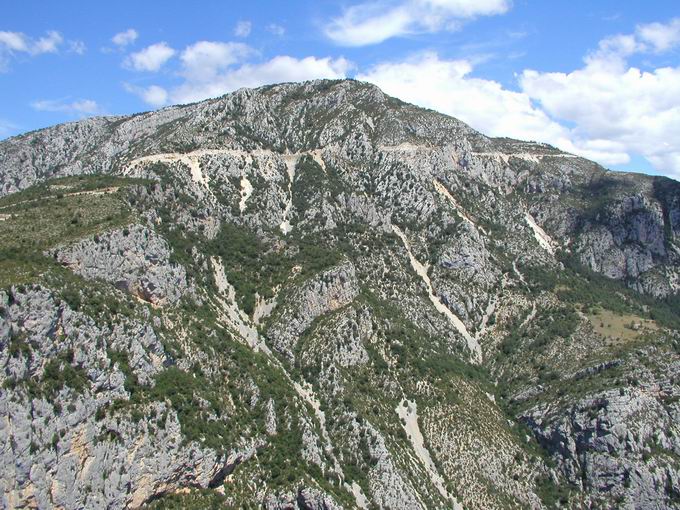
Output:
0 79 679 509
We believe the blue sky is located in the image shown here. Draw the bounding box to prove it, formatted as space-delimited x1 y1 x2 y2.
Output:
2 1 680 179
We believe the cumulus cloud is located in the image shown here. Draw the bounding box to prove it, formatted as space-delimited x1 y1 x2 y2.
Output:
125 42 176 71
31 98 102 116
179 41 253 82
587 17 680 67
325 0 510 46
69 40 86 55
234 21 252 37
124 84 169 107
357 18 680 178
141 85 170 107
0 32 28 52
356 52 592 156
637 17 680 52
173 55 352 104
126 38 351 106
0 30 63 70
112 29 138 47
520 18 680 177
29 31 63 54
266 23 286 36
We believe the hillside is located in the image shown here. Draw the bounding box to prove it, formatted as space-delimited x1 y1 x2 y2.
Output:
1 79 679 509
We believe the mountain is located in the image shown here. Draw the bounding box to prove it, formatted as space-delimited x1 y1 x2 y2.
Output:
0 79 679 509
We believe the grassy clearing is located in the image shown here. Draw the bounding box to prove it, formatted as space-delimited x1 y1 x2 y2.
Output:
0 175 150 209
0 193 129 250
587 308 658 344
0 254 53 288
0 175 147 288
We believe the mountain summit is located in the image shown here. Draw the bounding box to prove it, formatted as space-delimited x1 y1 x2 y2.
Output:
1 79 679 509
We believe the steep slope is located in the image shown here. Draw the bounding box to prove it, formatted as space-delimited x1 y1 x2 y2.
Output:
0 79 679 509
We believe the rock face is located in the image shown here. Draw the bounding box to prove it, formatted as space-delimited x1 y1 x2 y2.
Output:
524 368 680 509
0 287 256 509
263 487 345 510
0 79 679 509
574 194 676 296
48 224 190 306
267 262 359 360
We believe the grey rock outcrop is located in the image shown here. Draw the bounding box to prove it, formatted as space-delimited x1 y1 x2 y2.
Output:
522 358 680 509
48 224 190 306
263 487 345 510
267 261 359 360
0 286 256 509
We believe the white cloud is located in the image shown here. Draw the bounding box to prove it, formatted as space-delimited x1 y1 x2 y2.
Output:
234 21 252 37
358 51 680 173
520 18 680 178
0 30 63 71
124 83 169 107
520 65 680 175
587 34 642 66
357 19 680 179
180 41 253 82
31 98 102 116
356 52 577 150
125 42 176 71
142 85 169 106
0 31 28 52
325 0 510 46
587 18 680 66
112 29 138 47
266 23 286 36
69 40 86 55
127 39 351 106
32 31 63 54
637 17 680 52
173 54 352 104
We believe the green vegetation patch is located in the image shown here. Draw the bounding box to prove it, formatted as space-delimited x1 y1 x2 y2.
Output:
4 348 89 399
292 155 345 213
0 175 148 288
587 308 658 344
0 174 150 209
499 306 579 359
144 488 229 510
210 223 343 315
520 255 680 330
